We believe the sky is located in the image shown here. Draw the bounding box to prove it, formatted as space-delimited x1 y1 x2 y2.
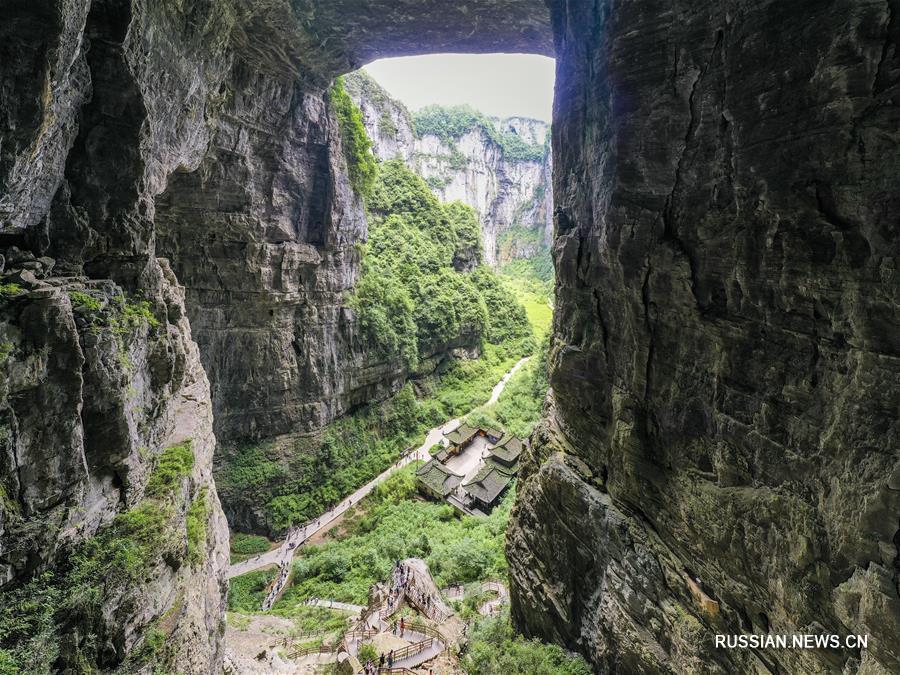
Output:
363 54 555 122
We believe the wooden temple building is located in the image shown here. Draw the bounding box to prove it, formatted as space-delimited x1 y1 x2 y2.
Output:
415 459 464 500
415 425 526 513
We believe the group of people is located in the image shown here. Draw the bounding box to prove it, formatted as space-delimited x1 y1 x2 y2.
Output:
363 650 394 673
261 559 290 610
381 561 445 623
362 652 437 674
384 562 413 613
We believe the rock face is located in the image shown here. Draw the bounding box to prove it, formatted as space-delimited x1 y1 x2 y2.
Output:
0 0 549 669
154 73 387 441
345 72 553 266
0 257 228 671
0 0 235 668
5 0 898 672
508 1 900 674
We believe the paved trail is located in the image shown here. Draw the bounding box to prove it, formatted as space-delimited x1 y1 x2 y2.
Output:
227 357 530 581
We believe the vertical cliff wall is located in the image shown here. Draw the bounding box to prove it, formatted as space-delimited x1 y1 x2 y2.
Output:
345 72 553 267
508 1 900 673
153 71 400 442
0 0 237 668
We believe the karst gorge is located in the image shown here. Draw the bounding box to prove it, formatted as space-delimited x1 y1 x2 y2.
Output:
1 1 898 674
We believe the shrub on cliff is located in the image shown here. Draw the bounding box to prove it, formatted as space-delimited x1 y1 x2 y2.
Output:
445 200 483 269
329 76 376 199
352 159 531 361
348 269 418 369
413 104 546 162
0 440 201 672
463 609 592 675
369 159 456 258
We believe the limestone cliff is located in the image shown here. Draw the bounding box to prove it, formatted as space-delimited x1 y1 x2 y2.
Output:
0 255 227 671
344 71 553 266
0 0 236 669
5 0 897 672
508 1 900 674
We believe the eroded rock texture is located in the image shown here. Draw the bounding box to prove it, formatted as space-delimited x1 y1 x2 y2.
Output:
509 1 900 673
1 0 233 669
154 73 382 440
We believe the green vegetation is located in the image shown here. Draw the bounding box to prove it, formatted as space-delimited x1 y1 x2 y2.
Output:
445 201 483 269
358 642 378 663
0 283 23 297
413 105 547 163
269 605 349 635
146 440 194 497
220 342 528 536
0 573 61 673
329 76 377 199
463 610 592 675
217 384 422 534
68 290 102 311
271 467 511 606
67 289 161 342
128 623 167 671
468 341 549 439
228 568 277 612
501 275 552 340
379 109 397 137
186 489 209 565
0 437 200 672
352 159 531 366
342 70 413 139
116 297 160 333
425 174 451 191
231 532 272 556
499 251 555 342
501 252 554 293
419 342 522 422
0 341 13 364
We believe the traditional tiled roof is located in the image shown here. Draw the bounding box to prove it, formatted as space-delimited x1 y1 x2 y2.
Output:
489 434 524 464
416 459 463 497
434 447 450 463
485 456 519 476
462 463 512 505
485 427 503 440
445 424 479 446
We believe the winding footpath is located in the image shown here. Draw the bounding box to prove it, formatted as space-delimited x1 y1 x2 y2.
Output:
441 580 509 616
227 356 530 582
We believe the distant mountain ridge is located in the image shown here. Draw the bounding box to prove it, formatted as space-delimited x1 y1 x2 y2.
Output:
344 71 552 266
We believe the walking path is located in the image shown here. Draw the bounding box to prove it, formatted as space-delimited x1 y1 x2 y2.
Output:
227 357 530 583
485 357 529 407
347 560 453 672
303 598 366 613
441 580 509 616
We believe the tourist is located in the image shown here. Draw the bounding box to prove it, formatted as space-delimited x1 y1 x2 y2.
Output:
400 617 405 637
379 653 385 669
388 650 394 668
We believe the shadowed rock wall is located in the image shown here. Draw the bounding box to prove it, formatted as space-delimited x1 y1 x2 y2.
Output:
1 0 238 669
508 1 900 673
